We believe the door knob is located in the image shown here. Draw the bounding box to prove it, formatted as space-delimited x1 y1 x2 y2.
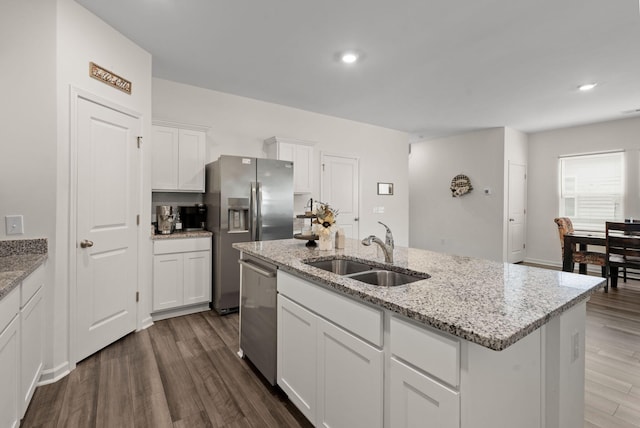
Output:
354 217 359 221
509 218 515 222
80 240 94 248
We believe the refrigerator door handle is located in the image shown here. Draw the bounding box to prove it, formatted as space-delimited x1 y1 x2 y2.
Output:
256 181 263 241
250 182 258 241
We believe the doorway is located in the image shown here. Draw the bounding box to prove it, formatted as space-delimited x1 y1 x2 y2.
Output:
321 153 360 239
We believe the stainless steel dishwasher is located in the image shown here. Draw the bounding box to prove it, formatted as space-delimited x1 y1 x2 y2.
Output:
238 254 278 385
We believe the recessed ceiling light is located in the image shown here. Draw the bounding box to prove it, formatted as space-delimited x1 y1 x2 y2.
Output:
578 83 597 91
341 52 359 64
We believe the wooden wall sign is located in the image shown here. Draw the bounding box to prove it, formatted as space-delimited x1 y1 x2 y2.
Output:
89 62 132 94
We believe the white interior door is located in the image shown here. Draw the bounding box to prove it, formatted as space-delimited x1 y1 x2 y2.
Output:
321 154 359 239
507 162 527 263
76 96 140 362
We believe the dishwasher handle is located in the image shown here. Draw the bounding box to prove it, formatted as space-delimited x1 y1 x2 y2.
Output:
238 259 277 278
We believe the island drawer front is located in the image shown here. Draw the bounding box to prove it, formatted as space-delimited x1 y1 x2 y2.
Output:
0 287 20 334
391 315 460 387
278 271 383 347
21 263 45 307
154 237 211 255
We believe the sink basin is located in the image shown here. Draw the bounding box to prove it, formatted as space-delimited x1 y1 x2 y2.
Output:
348 270 429 287
305 259 375 275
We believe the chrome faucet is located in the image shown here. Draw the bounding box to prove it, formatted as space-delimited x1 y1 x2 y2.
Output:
362 221 394 263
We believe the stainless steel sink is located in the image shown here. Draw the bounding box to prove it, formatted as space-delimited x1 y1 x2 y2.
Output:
348 270 429 286
305 259 375 275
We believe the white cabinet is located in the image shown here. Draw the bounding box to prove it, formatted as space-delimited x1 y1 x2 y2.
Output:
153 237 211 317
0 287 20 428
317 317 383 428
20 264 46 416
277 271 383 428
389 315 460 428
390 358 459 428
152 125 206 192
277 295 317 423
264 136 314 194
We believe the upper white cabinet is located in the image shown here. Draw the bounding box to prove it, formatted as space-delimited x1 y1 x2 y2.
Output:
264 137 314 194
152 124 206 192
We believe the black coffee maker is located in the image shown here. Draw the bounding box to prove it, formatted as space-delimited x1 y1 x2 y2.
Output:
178 204 207 231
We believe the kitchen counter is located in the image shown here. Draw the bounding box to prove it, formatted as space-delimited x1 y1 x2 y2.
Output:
233 238 604 351
0 238 48 300
151 230 213 240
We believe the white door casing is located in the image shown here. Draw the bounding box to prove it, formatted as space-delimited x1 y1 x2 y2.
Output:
507 162 527 263
321 153 359 239
74 92 140 362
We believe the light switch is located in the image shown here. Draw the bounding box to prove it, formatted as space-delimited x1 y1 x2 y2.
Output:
6 215 24 235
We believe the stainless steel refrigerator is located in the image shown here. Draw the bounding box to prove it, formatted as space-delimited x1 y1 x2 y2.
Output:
205 155 293 314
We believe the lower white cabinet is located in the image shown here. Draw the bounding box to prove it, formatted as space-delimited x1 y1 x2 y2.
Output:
153 237 211 314
277 295 317 423
317 317 383 428
20 284 45 416
390 357 459 428
0 288 20 428
277 271 384 428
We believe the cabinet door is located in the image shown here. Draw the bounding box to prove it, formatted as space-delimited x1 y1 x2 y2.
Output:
178 129 206 191
153 253 184 311
293 144 312 194
151 126 179 190
0 315 20 428
277 295 317 424
317 317 383 428
183 250 211 305
390 358 460 428
20 286 44 416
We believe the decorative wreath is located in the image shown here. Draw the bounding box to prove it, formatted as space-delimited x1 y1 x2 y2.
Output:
450 174 473 197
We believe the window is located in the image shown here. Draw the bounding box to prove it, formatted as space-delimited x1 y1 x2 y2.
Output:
559 151 624 231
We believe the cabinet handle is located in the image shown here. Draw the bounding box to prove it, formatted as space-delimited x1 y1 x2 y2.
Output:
80 240 94 248
238 259 276 277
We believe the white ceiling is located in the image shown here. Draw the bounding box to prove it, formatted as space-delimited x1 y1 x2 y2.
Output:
75 0 640 140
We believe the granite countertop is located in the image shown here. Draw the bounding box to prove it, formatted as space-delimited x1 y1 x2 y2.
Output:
151 230 213 240
233 238 605 351
0 238 48 300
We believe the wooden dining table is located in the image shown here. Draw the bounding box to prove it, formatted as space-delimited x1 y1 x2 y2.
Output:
563 227 640 275
562 231 606 273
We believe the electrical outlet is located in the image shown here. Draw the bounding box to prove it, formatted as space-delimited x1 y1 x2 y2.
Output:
5 215 24 235
571 331 580 362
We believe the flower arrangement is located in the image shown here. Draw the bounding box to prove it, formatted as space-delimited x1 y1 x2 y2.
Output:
312 203 338 237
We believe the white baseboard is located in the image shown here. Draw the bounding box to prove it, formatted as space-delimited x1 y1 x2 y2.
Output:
523 257 605 275
151 303 211 322
139 315 154 331
37 361 70 386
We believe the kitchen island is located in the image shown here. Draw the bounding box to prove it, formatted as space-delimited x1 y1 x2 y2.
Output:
234 238 604 428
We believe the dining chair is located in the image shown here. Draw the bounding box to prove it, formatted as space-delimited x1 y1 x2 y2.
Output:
605 221 640 290
554 217 607 279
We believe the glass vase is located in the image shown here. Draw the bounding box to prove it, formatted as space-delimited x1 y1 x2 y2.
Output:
318 234 332 251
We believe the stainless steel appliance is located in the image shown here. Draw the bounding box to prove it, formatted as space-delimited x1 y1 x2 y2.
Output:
156 205 175 234
205 155 293 314
239 254 278 385
178 204 207 230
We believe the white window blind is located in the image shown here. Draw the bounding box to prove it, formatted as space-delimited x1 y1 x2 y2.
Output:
559 151 624 231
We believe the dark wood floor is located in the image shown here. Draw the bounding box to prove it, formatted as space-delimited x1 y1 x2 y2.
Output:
21 273 640 428
584 277 640 428
21 311 312 428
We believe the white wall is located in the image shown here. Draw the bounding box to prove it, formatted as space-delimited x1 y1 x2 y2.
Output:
1 0 57 380
152 78 411 245
52 0 152 379
409 128 506 261
526 116 640 267
1 2 57 240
